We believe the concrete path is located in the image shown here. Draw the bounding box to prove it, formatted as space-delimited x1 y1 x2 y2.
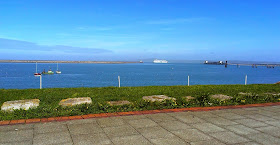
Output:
0 105 279 145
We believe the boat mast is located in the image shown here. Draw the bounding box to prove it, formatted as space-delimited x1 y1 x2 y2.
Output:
36 62 37 73
57 62 58 71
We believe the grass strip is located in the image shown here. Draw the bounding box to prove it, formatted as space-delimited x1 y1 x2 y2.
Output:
1 84 280 121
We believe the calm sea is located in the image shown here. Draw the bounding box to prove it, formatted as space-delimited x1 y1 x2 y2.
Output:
0 63 279 89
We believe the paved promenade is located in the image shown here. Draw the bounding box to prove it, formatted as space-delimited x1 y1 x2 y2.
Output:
0 105 279 145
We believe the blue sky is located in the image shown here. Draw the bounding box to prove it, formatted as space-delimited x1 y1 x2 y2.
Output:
0 0 279 62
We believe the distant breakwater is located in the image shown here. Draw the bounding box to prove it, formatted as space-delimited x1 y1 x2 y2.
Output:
0 60 140 64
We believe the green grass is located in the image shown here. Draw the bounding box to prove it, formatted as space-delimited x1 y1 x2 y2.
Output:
1 84 280 121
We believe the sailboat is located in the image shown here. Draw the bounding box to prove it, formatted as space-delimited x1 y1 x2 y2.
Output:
34 62 41 76
56 63 61 74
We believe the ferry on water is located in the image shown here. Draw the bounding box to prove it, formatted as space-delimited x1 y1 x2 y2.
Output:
153 59 168 63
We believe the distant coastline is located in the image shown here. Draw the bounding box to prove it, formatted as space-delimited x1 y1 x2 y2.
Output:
0 60 140 64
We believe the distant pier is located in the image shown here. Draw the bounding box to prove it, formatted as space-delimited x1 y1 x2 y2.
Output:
228 63 280 68
204 60 280 68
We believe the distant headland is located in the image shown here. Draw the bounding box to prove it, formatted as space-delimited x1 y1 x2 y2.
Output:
0 60 140 64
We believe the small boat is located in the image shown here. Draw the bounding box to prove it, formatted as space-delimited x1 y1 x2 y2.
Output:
34 72 41 76
42 69 54 75
56 63 61 74
153 59 168 63
34 62 41 76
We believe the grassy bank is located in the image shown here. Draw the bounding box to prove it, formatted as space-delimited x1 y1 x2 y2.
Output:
1 84 280 121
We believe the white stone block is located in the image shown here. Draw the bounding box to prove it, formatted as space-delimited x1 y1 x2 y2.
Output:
1 99 40 112
59 97 92 107
142 95 176 102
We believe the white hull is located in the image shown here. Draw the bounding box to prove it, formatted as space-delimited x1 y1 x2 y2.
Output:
153 59 168 63
56 63 62 74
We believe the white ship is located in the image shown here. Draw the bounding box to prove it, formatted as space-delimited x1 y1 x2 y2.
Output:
153 59 168 63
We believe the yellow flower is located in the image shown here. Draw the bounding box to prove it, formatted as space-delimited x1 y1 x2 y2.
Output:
241 100 246 103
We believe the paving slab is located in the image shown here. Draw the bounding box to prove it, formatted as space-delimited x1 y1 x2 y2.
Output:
103 125 139 138
68 123 103 135
0 129 33 143
258 106 280 112
97 117 125 128
224 124 260 135
255 126 280 137
34 122 68 134
145 113 176 122
204 117 238 126
137 126 175 139
174 115 205 124
111 135 152 145
166 111 192 117
255 109 278 117
59 143 74 145
66 118 96 125
234 118 268 128
210 109 232 114
190 139 225 145
33 131 72 145
215 112 246 120
192 122 225 133
121 114 148 120
128 118 158 128
158 120 192 131
264 120 280 127
271 115 280 120
246 133 280 145
238 142 261 145
245 114 276 122
0 140 33 145
0 124 34 132
171 128 212 142
230 109 258 115
71 133 112 145
209 131 249 144
149 136 188 145
243 107 260 111
190 111 218 119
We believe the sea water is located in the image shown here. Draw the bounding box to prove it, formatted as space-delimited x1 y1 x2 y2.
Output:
0 63 279 89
